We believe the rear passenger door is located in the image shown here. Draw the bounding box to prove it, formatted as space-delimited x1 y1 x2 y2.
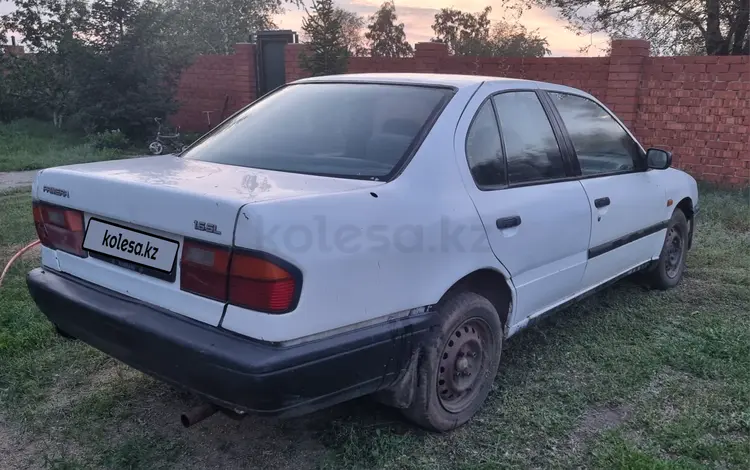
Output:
455 85 592 326
544 91 667 290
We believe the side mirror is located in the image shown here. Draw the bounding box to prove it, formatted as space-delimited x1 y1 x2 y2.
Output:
646 148 672 170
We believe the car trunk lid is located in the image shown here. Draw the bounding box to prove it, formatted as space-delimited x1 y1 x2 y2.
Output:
35 155 381 245
34 155 381 326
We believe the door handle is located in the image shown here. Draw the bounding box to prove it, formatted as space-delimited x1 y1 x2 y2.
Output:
594 197 611 208
496 216 522 230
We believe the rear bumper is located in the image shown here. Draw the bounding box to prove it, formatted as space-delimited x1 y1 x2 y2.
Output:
26 268 434 417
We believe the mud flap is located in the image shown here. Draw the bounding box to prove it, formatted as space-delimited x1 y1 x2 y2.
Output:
372 348 420 409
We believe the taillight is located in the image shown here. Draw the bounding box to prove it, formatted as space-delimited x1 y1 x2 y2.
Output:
180 240 230 301
32 202 86 257
229 252 298 313
179 240 300 313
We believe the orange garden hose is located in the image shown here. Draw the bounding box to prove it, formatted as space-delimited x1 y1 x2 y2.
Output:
0 240 40 289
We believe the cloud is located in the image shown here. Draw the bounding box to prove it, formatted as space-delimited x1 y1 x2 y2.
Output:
274 0 609 56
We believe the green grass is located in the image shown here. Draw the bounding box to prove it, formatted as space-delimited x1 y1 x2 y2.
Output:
0 119 130 172
0 186 748 469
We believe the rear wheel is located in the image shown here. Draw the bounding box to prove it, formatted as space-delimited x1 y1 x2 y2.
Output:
647 209 689 290
402 291 503 432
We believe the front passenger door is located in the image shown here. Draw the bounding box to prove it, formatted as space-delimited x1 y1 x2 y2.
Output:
546 91 667 290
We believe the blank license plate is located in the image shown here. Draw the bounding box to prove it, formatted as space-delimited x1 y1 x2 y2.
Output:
83 219 179 273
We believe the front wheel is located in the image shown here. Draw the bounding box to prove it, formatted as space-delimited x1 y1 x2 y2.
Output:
647 209 689 290
148 141 164 155
402 291 503 432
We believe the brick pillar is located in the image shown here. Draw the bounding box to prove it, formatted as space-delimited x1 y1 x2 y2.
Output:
414 42 449 73
605 39 650 127
232 43 256 104
285 43 309 82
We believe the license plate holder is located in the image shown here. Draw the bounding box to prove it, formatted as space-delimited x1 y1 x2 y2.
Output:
83 218 179 273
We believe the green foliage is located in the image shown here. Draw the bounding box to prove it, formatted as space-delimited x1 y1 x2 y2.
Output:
431 7 550 57
432 7 493 56
531 0 750 56
74 1 191 138
181 132 204 146
490 20 552 57
0 0 192 139
365 2 413 58
300 0 349 76
0 41 89 126
0 119 128 171
87 129 131 150
161 0 294 55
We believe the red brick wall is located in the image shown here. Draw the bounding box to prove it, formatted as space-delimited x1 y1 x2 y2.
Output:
284 44 308 82
634 55 749 185
172 43 255 132
173 40 748 185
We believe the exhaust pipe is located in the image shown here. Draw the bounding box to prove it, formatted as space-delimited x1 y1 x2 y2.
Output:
180 403 218 428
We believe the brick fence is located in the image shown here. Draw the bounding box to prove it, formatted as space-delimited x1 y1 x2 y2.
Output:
172 43 256 131
173 40 749 185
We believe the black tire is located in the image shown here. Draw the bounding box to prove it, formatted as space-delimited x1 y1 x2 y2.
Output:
402 291 503 432
647 209 689 290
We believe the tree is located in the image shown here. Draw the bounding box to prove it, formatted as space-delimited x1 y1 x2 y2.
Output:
336 8 367 57
431 7 549 57
0 0 92 126
0 0 90 51
74 0 192 136
531 0 749 56
161 0 294 55
490 21 550 57
0 0 191 136
432 7 493 56
89 0 139 49
365 2 413 58
300 0 348 76
0 52 77 124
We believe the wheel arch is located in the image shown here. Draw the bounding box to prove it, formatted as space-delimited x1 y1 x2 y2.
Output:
375 267 514 410
439 268 513 336
674 197 695 248
675 196 693 219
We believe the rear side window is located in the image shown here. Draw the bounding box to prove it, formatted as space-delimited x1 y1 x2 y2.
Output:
549 92 641 176
466 100 506 187
182 83 453 180
491 92 566 184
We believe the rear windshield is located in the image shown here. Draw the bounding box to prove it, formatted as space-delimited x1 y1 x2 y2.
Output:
182 82 453 180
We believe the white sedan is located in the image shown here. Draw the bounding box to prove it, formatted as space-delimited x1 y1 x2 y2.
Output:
27 73 698 432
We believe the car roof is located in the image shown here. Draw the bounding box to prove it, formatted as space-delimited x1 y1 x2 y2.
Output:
296 73 513 88
294 72 588 96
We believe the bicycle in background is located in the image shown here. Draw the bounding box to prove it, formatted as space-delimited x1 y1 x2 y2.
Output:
148 118 186 155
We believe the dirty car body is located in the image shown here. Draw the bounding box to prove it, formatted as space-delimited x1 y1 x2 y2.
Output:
27 73 698 429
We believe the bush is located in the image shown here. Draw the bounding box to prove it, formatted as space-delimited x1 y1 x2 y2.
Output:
182 132 204 146
88 129 131 150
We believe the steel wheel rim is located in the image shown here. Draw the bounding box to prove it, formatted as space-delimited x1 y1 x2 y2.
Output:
437 317 491 414
665 225 684 278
